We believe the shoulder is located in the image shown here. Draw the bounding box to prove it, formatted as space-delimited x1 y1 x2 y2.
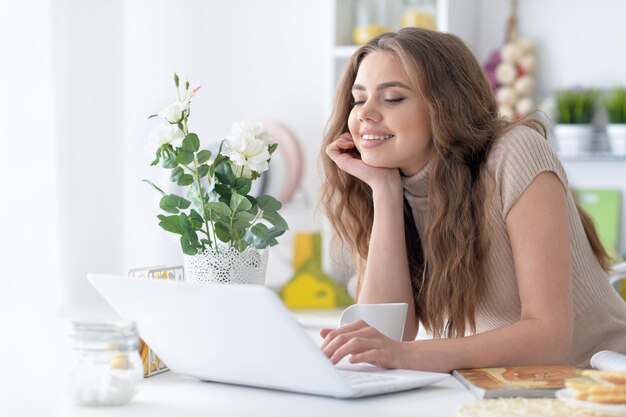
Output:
486 125 569 219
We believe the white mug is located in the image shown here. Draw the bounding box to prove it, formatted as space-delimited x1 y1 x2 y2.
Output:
339 303 409 340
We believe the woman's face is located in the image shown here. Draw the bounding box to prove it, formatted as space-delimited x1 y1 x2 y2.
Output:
348 51 433 176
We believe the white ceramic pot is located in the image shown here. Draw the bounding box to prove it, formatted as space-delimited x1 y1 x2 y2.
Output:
553 124 594 156
183 245 269 285
607 124 626 156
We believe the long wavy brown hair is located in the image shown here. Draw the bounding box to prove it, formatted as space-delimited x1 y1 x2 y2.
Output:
319 28 610 339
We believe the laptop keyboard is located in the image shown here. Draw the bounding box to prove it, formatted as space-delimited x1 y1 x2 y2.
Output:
338 370 398 386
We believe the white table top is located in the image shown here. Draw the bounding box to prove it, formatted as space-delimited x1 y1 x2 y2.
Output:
0 312 476 416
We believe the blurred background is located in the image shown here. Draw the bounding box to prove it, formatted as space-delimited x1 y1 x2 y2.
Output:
2 0 626 324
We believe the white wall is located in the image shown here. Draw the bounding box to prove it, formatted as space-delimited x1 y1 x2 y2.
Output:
0 0 61 385
49 0 333 316
475 0 626 94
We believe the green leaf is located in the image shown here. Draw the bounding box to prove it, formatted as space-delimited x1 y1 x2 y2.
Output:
177 173 194 186
179 213 199 245
214 222 231 242
183 133 200 153
173 72 180 88
246 195 257 207
250 223 270 239
197 150 212 164
147 114 159 119
170 167 184 183
235 211 255 222
257 195 282 212
262 211 288 230
163 153 178 168
180 236 198 255
143 179 166 195
160 195 181 214
237 240 249 252
234 177 252 195
176 150 194 165
215 161 236 185
268 143 278 154
157 214 183 235
188 209 204 229
159 194 191 213
206 201 231 218
230 193 252 213
267 226 286 239
197 164 209 178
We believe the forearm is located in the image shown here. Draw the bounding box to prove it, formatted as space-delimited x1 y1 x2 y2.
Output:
401 318 573 372
358 176 418 338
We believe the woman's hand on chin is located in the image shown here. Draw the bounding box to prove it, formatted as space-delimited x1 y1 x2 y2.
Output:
326 133 400 190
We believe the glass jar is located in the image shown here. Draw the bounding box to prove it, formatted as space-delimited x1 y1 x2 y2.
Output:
66 320 143 406
352 0 391 45
400 0 437 31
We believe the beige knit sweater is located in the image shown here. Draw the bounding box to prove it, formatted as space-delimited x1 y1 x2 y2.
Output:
402 125 626 367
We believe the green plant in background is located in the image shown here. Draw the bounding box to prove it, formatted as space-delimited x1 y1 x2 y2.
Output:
145 73 288 255
603 87 626 124
554 88 597 124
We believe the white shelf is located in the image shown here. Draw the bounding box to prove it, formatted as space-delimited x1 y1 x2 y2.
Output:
327 0 479 112
559 153 626 162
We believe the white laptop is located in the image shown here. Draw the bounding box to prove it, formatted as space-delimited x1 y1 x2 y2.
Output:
88 273 449 398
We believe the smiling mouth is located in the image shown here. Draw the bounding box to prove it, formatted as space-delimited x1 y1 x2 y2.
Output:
361 134 395 141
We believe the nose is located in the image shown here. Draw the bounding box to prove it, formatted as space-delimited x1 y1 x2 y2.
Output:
357 99 381 122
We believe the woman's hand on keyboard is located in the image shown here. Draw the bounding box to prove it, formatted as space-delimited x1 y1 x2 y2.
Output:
319 320 408 369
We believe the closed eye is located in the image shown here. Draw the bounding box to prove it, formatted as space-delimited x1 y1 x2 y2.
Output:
384 97 405 104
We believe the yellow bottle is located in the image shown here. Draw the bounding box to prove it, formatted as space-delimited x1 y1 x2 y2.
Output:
351 0 390 45
280 232 353 308
400 0 437 31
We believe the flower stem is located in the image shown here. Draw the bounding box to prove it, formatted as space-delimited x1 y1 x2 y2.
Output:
191 157 215 254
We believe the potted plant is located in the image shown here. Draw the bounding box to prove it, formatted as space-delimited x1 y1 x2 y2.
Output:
145 73 288 284
553 88 597 156
603 87 626 156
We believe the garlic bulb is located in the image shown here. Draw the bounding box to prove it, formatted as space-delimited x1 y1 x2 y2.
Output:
490 38 538 120
495 62 517 85
496 87 518 106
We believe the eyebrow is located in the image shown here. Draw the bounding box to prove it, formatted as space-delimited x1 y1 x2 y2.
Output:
352 81 411 91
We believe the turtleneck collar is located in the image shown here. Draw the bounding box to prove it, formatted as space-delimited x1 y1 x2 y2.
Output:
401 159 432 198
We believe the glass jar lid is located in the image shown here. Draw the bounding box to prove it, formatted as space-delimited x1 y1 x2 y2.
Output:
70 320 139 351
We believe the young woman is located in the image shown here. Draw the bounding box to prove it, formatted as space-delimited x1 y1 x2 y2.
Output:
319 28 626 372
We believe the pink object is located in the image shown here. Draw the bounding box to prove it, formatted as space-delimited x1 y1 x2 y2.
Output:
261 120 304 204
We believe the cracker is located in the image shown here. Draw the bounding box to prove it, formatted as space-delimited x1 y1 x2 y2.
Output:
581 370 626 385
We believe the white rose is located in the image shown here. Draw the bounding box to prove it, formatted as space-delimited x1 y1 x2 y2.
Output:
149 123 185 151
158 101 187 124
223 121 272 174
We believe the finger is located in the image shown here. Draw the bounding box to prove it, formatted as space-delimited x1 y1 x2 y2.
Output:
320 320 369 351
320 328 333 339
329 337 376 365
322 323 377 359
349 349 387 368
326 139 355 160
